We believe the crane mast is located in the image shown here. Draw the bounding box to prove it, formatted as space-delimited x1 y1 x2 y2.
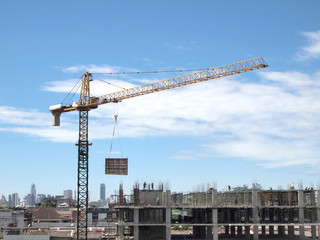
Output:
49 57 268 240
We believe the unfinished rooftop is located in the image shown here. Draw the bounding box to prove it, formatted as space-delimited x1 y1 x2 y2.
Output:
113 182 320 240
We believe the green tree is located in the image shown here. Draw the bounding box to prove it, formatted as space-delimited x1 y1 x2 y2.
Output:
41 197 57 208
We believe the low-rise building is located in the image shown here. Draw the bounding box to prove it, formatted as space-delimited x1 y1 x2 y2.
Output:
0 209 24 228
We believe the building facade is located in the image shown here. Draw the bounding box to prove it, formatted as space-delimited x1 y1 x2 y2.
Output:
63 190 73 200
115 185 320 240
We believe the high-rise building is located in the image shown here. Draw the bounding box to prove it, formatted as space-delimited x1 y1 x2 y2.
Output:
100 183 106 201
12 193 19 207
8 194 12 207
63 190 73 200
31 183 36 206
24 194 32 206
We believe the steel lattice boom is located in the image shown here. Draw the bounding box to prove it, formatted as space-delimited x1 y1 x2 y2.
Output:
49 57 268 240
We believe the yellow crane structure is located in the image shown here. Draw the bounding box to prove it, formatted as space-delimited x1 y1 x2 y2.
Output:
49 57 268 240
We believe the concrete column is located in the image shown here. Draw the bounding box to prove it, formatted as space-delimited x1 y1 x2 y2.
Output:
245 226 250 240
317 190 320 238
261 226 266 235
252 189 259 240
298 190 305 239
134 208 139 240
212 190 218 240
212 209 218 240
118 209 124 240
212 189 218 206
165 190 172 240
166 190 171 207
119 226 124 240
311 192 316 240
166 207 171 240
288 225 295 238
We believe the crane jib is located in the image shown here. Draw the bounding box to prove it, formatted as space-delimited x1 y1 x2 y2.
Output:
94 61 267 106
49 57 268 127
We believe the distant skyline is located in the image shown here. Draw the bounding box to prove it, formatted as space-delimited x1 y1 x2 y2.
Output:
1 0 320 200
1 182 112 203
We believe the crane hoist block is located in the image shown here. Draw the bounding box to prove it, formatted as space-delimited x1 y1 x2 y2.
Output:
105 158 128 175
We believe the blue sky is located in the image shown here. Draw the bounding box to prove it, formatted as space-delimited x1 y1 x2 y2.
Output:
1 0 320 201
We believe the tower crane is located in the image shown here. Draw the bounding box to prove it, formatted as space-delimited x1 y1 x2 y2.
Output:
49 57 268 240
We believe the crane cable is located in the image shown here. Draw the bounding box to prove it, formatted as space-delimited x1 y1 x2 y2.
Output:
61 68 208 105
108 104 123 158
94 77 126 90
91 68 208 75
61 77 82 105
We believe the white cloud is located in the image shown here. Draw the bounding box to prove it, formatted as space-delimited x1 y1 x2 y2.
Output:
43 78 137 103
208 136 319 168
42 79 81 93
0 106 78 142
2 68 320 171
296 29 320 61
0 106 50 127
1 126 78 143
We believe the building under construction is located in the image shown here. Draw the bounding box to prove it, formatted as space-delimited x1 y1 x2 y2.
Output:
114 183 320 240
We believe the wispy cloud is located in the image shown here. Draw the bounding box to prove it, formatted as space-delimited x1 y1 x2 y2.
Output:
164 41 198 52
0 106 49 127
0 106 78 142
2 67 320 171
134 57 151 63
43 78 137 98
42 79 81 93
60 64 137 74
165 71 320 170
296 29 320 61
